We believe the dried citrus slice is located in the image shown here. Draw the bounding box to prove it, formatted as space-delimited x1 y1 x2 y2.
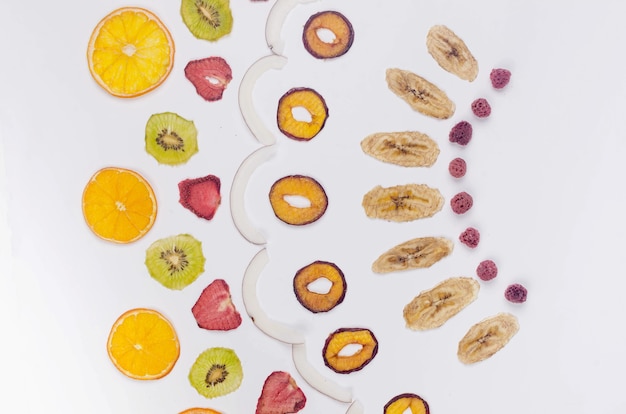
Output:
82 167 157 244
179 409 221 414
87 7 175 98
107 308 180 380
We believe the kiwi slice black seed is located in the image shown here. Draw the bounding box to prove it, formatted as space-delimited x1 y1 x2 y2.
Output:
189 347 243 398
145 234 206 290
180 0 233 42
145 112 198 166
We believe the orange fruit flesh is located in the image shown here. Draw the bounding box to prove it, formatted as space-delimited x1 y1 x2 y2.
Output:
324 329 377 372
87 7 174 97
277 88 328 140
82 167 157 243
385 396 428 414
303 11 353 58
179 409 221 414
107 308 180 380
269 175 328 225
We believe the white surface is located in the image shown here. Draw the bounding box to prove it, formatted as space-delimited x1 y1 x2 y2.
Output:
2 0 626 413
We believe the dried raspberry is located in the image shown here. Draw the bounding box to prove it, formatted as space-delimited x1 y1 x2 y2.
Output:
450 191 473 214
448 157 467 178
490 68 511 89
449 121 473 146
504 283 527 303
476 260 498 281
471 98 491 118
459 227 480 248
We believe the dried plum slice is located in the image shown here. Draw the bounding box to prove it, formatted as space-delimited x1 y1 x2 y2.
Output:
302 11 354 59
293 261 346 313
322 328 378 374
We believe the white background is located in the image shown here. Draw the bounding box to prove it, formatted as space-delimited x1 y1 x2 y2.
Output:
2 0 626 413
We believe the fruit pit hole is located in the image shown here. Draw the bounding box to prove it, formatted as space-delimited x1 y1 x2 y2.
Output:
316 27 337 44
205 76 221 85
283 195 311 209
291 106 313 123
338 343 363 357
306 277 332 294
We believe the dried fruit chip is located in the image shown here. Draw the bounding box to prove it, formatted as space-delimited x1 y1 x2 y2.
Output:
426 25 478 82
323 328 378 374
277 87 329 141
256 371 306 414
302 11 354 59
448 157 467 178
450 191 473 214
180 0 233 42
87 7 174 98
293 261 346 313
449 121 473 146
360 131 440 167
386 68 455 119
188 347 243 398
471 98 491 118
459 227 480 248
504 283 528 303
185 57 232 101
384 393 430 414
82 167 157 244
145 112 199 166
457 313 519 364
269 175 329 225
192 279 242 331
107 308 180 380
490 68 511 89
372 237 454 274
476 259 498 281
403 277 480 330
178 174 222 220
179 408 221 414
362 184 444 222
145 234 206 290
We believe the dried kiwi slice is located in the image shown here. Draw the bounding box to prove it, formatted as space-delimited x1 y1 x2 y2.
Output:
181 0 233 42
145 112 198 166
189 347 243 398
145 234 206 290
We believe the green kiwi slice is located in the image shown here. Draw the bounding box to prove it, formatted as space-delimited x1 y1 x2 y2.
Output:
180 0 233 42
145 234 206 290
189 347 243 398
145 112 198 166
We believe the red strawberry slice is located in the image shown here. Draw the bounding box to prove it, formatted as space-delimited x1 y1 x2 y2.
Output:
256 371 306 414
185 56 232 102
178 174 221 220
192 279 242 331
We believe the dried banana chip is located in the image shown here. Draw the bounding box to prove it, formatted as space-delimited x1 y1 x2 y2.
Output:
372 237 453 274
426 25 478 82
362 184 444 222
360 131 440 167
385 68 455 119
457 313 519 364
403 277 479 330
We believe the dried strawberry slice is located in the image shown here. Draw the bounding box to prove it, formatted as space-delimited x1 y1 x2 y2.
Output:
192 279 242 331
178 174 221 220
184 57 232 102
256 371 306 414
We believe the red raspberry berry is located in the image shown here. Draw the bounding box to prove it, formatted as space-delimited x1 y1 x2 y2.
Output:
471 98 491 118
449 121 473 146
476 260 498 281
450 191 473 214
459 227 480 248
490 68 511 89
448 157 467 178
504 283 528 303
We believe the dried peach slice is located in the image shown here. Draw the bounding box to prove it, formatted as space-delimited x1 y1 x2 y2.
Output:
277 88 328 141
322 328 378 374
269 175 328 225
302 11 354 59
384 393 430 414
293 261 346 313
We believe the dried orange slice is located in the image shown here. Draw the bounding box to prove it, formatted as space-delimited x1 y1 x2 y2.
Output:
107 308 180 380
179 409 221 414
87 7 175 98
82 167 157 244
